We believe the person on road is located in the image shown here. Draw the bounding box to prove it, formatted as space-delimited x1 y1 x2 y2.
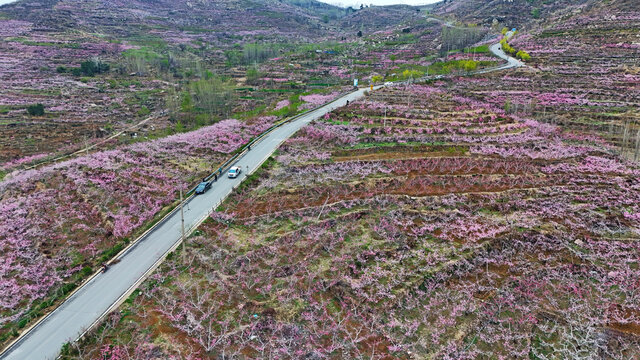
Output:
214 173 217 181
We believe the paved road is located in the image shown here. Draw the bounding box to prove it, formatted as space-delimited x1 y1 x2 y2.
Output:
0 88 373 360
487 30 524 71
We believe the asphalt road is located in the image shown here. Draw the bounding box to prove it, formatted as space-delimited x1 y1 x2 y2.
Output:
487 30 524 71
0 88 373 360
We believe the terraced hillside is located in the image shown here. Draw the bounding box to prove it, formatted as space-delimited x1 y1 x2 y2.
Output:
68 84 640 359
0 0 426 169
3 0 640 357
449 0 640 161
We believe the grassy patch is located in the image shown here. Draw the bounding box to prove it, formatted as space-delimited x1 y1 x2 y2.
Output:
464 45 490 53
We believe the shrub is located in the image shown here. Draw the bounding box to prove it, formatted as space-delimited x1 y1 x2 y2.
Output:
500 39 516 55
401 69 424 80
27 103 45 116
137 106 151 117
516 50 531 61
80 266 93 277
531 8 541 19
246 67 260 84
79 59 110 76
463 60 478 72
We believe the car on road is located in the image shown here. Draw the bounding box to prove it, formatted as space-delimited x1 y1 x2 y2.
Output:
228 166 241 178
195 180 212 194
384 82 393 86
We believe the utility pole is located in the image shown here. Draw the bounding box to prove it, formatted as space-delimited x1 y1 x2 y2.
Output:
384 106 387 128
180 188 185 260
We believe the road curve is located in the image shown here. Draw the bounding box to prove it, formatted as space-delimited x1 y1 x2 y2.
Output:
426 16 524 73
0 88 373 360
488 33 524 71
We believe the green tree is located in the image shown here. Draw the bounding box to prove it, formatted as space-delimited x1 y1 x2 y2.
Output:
188 76 234 116
246 67 260 85
463 60 478 72
180 92 193 113
531 8 541 19
516 50 531 61
27 104 45 116
79 59 110 77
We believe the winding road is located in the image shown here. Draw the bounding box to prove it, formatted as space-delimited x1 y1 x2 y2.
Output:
1 26 523 360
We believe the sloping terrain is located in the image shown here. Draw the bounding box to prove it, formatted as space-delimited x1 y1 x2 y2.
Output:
3 0 337 39
0 0 435 349
0 0 425 168
450 0 640 160
68 83 640 359
3 0 640 357
60 0 640 358
434 0 594 28
0 0 341 165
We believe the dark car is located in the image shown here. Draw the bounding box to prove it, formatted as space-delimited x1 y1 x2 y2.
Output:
195 180 212 195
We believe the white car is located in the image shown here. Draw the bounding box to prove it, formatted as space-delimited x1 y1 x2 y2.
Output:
384 81 393 86
228 166 241 178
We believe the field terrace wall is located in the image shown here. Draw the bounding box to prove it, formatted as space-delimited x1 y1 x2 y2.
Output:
0 15 168 165
0 0 432 169
446 3 640 162
70 84 640 359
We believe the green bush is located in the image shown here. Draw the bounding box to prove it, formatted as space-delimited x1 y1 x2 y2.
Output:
531 8 541 19
79 59 110 76
80 266 93 277
516 50 531 61
137 106 151 117
500 39 516 55
401 69 424 79
27 103 45 116
17 318 29 329
463 60 478 72
60 282 76 296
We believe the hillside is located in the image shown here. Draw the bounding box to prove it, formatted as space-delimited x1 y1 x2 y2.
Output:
2 0 340 40
2 0 640 357
0 0 423 168
0 0 433 349
435 0 593 28
60 0 640 358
